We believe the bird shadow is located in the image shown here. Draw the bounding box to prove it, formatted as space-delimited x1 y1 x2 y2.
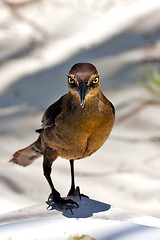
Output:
46 196 111 218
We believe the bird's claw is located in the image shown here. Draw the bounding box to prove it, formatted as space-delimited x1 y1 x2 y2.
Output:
68 186 89 200
47 195 79 214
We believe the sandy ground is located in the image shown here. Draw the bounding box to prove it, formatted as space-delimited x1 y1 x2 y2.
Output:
2 200 160 240
0 0 160 219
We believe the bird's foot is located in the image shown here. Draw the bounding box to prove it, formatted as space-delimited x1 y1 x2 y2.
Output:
67 186 89 200
47 193 79 214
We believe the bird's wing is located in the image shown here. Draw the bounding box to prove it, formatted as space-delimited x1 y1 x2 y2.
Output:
41 95 65 129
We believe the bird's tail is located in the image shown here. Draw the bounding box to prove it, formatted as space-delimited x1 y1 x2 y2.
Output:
10 140 42 167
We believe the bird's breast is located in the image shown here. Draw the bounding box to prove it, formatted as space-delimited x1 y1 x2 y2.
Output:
44 108 113 159
43 98 114 160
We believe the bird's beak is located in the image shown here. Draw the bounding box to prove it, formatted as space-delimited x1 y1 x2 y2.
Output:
76 80 89 108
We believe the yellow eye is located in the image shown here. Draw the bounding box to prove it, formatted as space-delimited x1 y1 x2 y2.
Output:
93 77 99 84
68 77 75 84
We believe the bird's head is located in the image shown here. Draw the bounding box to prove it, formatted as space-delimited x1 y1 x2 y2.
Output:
67 63 100 108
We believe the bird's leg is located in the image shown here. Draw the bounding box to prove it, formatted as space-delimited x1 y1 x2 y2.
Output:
67 160 89 199
43 149 79 210
67 160 76 195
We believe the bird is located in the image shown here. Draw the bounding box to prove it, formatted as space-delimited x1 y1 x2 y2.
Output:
10 63 115 210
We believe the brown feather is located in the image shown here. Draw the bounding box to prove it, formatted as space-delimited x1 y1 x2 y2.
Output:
10 143 42 166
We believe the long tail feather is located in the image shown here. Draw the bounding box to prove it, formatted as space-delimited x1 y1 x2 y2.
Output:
10 143 42 166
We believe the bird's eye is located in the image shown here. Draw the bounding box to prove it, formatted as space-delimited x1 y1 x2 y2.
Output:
92 77 99 84
68 77 75 84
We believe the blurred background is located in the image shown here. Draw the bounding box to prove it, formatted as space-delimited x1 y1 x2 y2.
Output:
0 0 160 217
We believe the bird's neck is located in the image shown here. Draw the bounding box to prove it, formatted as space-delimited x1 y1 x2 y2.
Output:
68 91 101 113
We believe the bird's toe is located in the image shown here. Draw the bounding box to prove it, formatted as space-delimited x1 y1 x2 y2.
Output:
47 196 79 213
67 186 89 200
48 192 53 201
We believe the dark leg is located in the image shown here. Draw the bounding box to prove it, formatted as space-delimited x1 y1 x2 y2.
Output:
67 160 76 196
67 160 88 199
43 149 60 202
43 149 79 209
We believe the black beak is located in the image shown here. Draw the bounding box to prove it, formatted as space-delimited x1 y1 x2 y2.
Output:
76 80 89 108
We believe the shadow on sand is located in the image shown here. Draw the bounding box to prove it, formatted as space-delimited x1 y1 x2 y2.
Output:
46 196 111 218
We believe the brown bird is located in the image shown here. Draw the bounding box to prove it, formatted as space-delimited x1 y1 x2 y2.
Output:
10 63 115 209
